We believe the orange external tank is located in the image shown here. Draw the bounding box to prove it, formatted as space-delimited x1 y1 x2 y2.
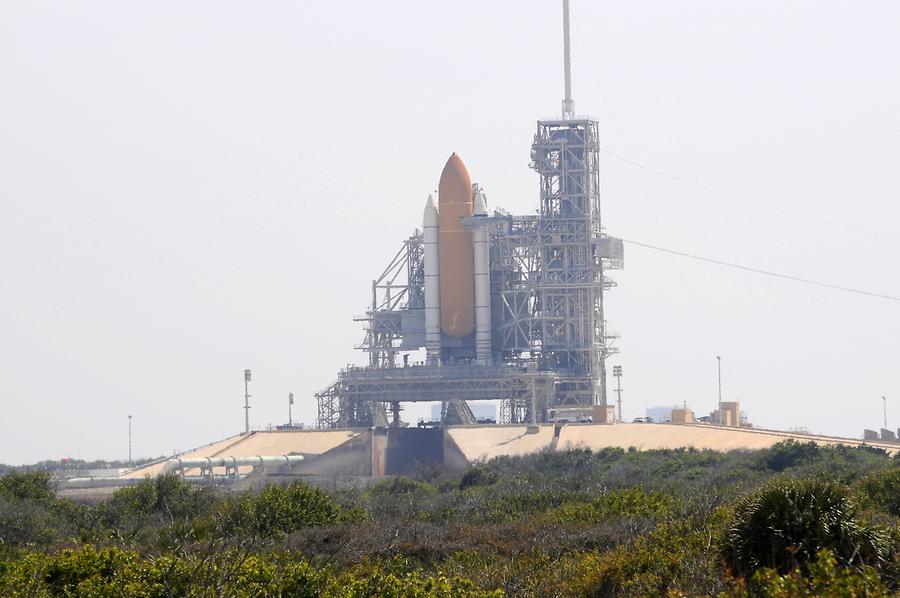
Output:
438 153 475 338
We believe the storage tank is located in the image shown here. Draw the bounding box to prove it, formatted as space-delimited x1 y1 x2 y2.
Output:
438 154 475 338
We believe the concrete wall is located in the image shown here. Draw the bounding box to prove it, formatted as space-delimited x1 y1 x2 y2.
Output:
447 425 555 461
384 428 444 475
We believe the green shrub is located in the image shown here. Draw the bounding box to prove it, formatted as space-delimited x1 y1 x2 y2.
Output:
103 474 215 522
547 487 676 524
723 479 888 577
460 488 585 524
458 466 498 491
573 520 725 596
225 481 363 538
339 562 502 598
749 549 891 597
362 477 440 521
758 440 821 472
439 550 573 596
0 500 59 548
0 546 499 597
857 467 900 517
0 471 84 548
368 476 437 497
95 474 218 545
0 471 55 503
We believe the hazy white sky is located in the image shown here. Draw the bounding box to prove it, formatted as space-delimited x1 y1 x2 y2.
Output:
2 1 899 464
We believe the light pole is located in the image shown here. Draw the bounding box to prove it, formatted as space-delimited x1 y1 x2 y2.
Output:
716 355 725 425
288 392 294 427
613 365 623 422
884 396 888 430
128 415 132 464
244 369 252 435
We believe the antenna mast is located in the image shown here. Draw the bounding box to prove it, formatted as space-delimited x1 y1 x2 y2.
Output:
562 0 574 118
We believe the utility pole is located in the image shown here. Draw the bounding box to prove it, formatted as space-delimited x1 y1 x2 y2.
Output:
613 365 623 422
128 415 132 464
288 392 294 427
716 355 724 425
244 369 252 435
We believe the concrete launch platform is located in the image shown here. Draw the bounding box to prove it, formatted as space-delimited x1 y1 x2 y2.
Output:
117 423 898 483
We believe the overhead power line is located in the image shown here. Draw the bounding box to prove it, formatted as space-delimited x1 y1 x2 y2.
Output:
600 148 900 244
622 238 900 303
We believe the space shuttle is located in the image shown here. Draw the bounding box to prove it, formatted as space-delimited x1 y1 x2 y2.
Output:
423 154 491 366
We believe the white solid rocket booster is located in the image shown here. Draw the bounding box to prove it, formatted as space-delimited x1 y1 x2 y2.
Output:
472 187 492 365
423 194 441 365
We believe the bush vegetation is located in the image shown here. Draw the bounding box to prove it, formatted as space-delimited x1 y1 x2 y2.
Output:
0 440 896 596
723 479 889 577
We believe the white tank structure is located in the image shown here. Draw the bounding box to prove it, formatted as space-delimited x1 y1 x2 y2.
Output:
472 186 492 365
423 194 442 366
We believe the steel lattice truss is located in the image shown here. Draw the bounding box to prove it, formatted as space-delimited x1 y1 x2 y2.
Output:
316 365 557 428
354 234 424 369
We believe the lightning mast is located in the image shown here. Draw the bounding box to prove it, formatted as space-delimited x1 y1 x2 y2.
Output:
562 0 574 118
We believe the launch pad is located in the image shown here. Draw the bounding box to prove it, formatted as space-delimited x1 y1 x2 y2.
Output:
315 4 624 429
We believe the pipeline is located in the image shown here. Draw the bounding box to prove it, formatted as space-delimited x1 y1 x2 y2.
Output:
61 477 146 489
60 455 305 490
159 454 305 476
